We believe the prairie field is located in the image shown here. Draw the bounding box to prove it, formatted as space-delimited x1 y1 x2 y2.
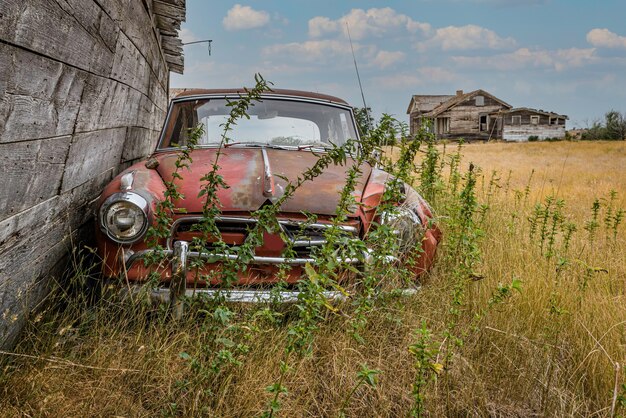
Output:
1 140 625 417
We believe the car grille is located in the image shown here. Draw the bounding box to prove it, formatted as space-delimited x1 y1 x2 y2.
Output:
168 216 359 258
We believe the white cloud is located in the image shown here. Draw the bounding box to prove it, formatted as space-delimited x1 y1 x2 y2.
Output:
262 38 401 69
179 27 198 44
262 40 354 63
417 24 516 51
309 8 431 40
372 67 459 89
553 48 597 70
451 47 596 71
223 4 270 31
587 28 626 49
309 16 340 38
370 50 405 69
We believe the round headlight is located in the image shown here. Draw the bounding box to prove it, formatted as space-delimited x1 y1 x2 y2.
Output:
380 206 423 254
100 193 149 244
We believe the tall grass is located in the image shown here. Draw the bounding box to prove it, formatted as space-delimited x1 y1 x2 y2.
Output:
1 136 625 416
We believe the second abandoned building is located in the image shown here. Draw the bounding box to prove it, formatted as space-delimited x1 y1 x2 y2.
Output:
407 89 568 141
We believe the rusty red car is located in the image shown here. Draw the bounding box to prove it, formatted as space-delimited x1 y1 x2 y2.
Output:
96 89 440 302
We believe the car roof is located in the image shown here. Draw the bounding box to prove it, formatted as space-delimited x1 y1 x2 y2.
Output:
172 88 350 106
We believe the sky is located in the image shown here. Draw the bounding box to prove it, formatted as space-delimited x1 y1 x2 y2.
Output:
171 0 626 129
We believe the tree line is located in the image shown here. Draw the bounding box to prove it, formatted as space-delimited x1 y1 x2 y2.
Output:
582 110 626 140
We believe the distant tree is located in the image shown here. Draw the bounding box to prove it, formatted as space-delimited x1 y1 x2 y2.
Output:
581 110 626 140
605 110 626 140
581 120 606 140
353 107 374 136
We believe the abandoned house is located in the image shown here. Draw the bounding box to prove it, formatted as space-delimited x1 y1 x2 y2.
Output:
489 108 568 141
407 89 567 141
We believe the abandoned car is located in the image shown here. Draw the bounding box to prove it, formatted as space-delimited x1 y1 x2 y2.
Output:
96 89 441 300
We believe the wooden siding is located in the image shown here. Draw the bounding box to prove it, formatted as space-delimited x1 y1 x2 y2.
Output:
436 98 506 140
500 109 567 141
501 110 566 126
408 95 453 135
502 125 566 141
0 0 184 348
408 91 510 140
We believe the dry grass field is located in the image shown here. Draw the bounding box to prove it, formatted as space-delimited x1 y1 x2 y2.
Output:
459 140 626 211
0 140 625 417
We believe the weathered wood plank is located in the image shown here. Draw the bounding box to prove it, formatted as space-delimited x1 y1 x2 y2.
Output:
0 197 61 250
121 0 169 88
92 0 169 90
153 0 184 21
0 0 185 349
0 0 115 77
0 152 119 349
0 236 69 348
53 0 119 53
167 62 184 74
160 34 183 55
61 127 127 192
503 125 566 141
111 31 152 95
122 127 160 163
157 0 185 8
0 202 71 297
154 13 181 32
121 126 160 163
93 0 127 24
0 136 71 220
0 43 87 144
1 220 73 345
441 104 505 136
164 52 183 68
74 73 165 133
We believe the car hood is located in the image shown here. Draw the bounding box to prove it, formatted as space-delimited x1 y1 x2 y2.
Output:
154 147 372 216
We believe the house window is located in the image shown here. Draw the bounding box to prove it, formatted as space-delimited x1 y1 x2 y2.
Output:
512 116 521 125
443 117 450 133
531 115 539 125
550 117 559 125
434 117 450 134
475 96 484 106
479 115 488 131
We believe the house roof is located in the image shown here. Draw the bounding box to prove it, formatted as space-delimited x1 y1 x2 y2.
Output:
489 107 568 119
406 95 454 114
423 89 512 118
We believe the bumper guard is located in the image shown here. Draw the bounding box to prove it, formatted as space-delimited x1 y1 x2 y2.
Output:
125 240 403 316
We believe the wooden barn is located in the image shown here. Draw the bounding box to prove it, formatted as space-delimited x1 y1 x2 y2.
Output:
406 89 511 140
489 108 568 141
0 0 186 348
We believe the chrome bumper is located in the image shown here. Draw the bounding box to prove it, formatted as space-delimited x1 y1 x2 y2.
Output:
144 287 419 303
124 243 396 272
125 247 362 270
125 241 402 315
149 288 348 303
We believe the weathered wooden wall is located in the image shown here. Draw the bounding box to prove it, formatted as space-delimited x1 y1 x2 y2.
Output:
501 109 567 141
502 125 566 141
0 0 185 348
438 96 506 140
407 95 453 136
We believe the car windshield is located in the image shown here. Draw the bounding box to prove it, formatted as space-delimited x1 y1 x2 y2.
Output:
160 97 358 149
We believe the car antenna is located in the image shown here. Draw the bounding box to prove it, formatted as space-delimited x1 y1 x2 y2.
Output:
182 39 213 56
345 21 371 131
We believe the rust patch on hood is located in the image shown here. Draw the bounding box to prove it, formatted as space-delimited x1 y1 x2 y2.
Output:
154 147 372 216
